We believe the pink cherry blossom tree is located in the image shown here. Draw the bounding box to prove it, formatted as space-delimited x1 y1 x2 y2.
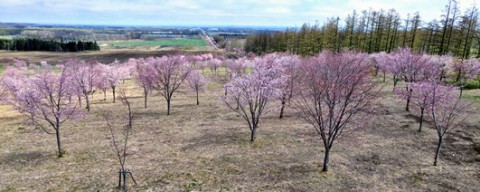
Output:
371 52 389 82
223 58 283 142
186 70 208 105
473 62 480 85
431 54 455 81
226 58 251 76
96 62 124 103
391 48 432 111
1 67 83 157
397 82 452 132
294 51 379 172
277 54 302 118
149 55 191 115
215 65 234 98
428 82 471 166
0 66 27 99
208 58 222 75
64 60 100 112
130 58 154 108
453 58 480 98
382 53 403 90
95 64 110 102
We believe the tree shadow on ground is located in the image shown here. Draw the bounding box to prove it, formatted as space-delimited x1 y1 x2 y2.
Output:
0 151 46 167
181 129 245 151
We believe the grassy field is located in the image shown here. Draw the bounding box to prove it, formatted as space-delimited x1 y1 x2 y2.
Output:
0 66 479 191
108 39 207 48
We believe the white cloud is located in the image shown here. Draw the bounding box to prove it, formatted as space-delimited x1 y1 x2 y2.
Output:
265 7 292 14
0 0 478 26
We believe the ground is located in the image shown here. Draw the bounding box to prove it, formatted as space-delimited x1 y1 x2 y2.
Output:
0 55 479 191
0 50 219 64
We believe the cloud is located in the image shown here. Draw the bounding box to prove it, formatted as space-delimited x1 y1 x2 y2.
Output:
0 0 477 26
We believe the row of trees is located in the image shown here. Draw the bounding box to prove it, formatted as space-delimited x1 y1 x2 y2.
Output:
0 50 473 172
0 55 213 157
222 49 472 171
0 38 100 52
245 0 480 58
371 48 474 166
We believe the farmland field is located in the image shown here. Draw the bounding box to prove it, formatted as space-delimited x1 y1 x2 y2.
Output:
106 38 207 48
0 50 218 64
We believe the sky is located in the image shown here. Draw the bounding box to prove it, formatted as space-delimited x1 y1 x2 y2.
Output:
0 0 477 27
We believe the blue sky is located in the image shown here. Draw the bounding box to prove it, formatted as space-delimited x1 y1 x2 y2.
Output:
0 0 477 27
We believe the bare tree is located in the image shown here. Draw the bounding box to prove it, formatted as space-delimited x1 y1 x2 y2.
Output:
103 90 137 191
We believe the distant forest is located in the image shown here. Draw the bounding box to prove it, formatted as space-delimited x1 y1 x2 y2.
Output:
0 38 100 52
245 0 479 58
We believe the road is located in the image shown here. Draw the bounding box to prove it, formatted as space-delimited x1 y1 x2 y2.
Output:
198 28 219 50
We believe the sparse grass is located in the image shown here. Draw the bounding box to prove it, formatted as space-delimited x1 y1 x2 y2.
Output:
0 61 479 191
462 89 480 103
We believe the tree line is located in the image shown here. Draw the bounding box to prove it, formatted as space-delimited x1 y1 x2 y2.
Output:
245 0 479 58
0 38 100 52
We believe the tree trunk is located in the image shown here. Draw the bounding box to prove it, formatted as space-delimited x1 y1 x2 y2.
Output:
85 95 90 112
405 87 412 112
279 99 286 119
393 76 398 91
434 136 443 166
383 71 386 82
144 89 148 108
166 98 171 115
78 95 82 107
250 124 257 142
196 89 199 105
439 0 451 55
456 69 462 82
112 86 116 103
103 90 107 101
122 170 127 192
55 123 62 158
440 69 445 81
322 146 331 172
418 108 424 132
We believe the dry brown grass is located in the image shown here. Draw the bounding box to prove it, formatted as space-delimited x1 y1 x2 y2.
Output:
0 63 480 191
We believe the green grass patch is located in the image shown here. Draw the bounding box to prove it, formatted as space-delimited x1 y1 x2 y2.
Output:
445 79 480 90
109 38 207 47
